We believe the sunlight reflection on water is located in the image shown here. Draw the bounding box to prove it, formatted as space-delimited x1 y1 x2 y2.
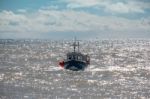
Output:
0 39 150 99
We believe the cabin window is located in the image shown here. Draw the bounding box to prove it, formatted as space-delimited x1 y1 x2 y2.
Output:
78 56 82 60
73 56 75 60
75 56 78 60
68 55 71 60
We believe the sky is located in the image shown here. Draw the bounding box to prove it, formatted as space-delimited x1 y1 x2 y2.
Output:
0 0 150 39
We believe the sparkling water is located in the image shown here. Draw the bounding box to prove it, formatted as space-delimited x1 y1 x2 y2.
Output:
0 39 150 99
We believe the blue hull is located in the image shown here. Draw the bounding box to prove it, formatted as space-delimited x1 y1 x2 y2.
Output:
64 60 87 71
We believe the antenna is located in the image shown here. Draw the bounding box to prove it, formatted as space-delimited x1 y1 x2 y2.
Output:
73 37 76 52
73 42 76 52
72 37 80 52
78 41 79 52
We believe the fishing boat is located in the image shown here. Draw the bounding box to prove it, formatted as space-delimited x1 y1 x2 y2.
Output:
59 39 90 71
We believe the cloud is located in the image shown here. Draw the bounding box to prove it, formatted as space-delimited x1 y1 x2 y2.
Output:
66 0 100 8
41 5 59 10
105 2 143 13
0 9 150 38
0 10 28 33
65 0 150 14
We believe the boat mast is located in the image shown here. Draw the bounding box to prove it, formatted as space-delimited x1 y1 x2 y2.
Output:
73 37 76 52
73 37 79 52
78 41 79 52
73 42 76 52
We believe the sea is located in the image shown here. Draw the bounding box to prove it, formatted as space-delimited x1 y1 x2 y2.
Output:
0 39 150 99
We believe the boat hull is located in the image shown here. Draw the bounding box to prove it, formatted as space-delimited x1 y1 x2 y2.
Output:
64 60 87 71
